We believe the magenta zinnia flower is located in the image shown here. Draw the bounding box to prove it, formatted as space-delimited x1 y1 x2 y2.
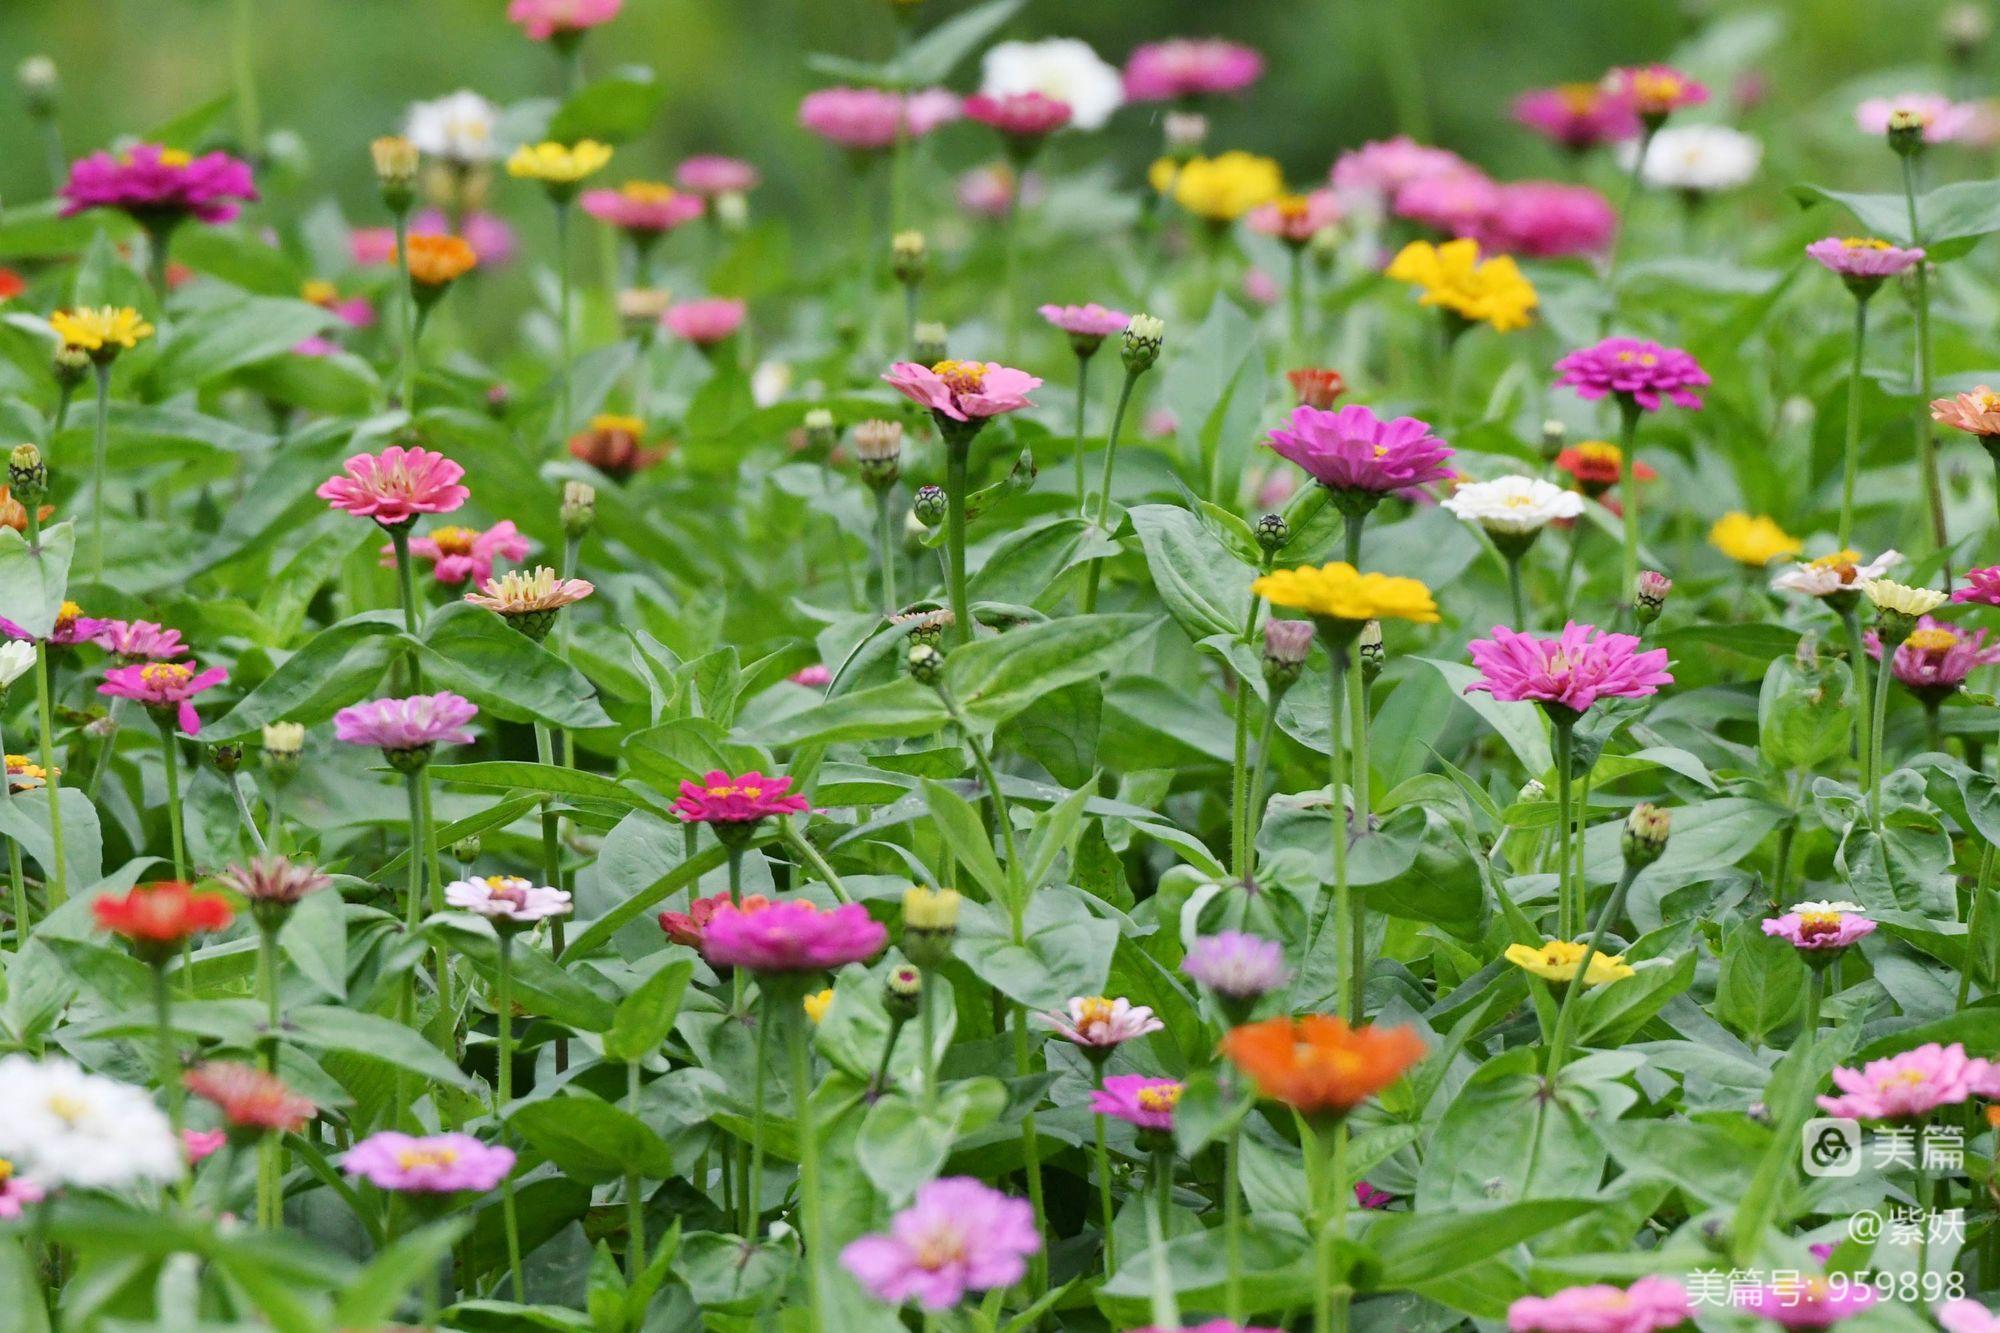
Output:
675 155 759 197
1122 39 1263 101
1182 931 1290 999
839 1176 1039 1311
379 520 528 587
1464 622 1673 717
317 446 469 527
1735 1277 1877 1327
1475 182 1615 258
964 92 1073 142
100 661 228 736
1392 169 1501 236
799 87 959 151
663 298 745 346
1354 1181 1393 1209
92 619 187 662
3 603 108 647
1090 1074 1183 1131
0 1170 44 1220
1554 337 1709 412
1956 566 2000 606
1865 616 2000 700
60 143 257 226
1817 1042 1990 1121
700 898 887 973
333 693 478 753
674 769 810 824
506 0 621 41
1506 1276 1692 1333
885 360 1042 424
344 1131 514 1193
1512 83 1641 151
1265 404 1454 499
1762 904 1877 953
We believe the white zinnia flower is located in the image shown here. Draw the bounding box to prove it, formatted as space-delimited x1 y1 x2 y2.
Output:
445 875 572 924
1618 124 1762 194
0 640 33 688
1770 549 1899 598
1440 475 1584 536
0 1056 181 1190
979 38 1124 131
404 90 501 164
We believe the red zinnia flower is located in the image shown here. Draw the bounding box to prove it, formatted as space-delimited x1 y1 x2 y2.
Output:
184 1062 316 1135
94 881 234 959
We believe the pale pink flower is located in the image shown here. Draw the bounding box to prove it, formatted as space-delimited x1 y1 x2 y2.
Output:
350 227 397 266
507 0 621 41
1090 1074 1182 1131
1856 92 1978 143
1476 182 1615 258
380 520 529 586
1762 905 1877 952
92 620 187 662
445 875 572 924
1866 615 2000 698
1247 189 1341 244
1939 1299 2000 1333
664 298 745 346
317 446 469 526
581 184 704 235
1735 1277 1876 1327
1393 169 1500 236
1817 1042 1989 1121
1039 995 1162 1049
345 1131 514 1192
964 91 1072 141
1806 236 1925 282
884 360 1042 423
1932 387 2000 437
1039 303 1129 353
1507 1276 1692 1333
333 693 478 752
182 1128 228 1163
1242 268 1280 306
0 1169 44 1219
789 664 832 688
840 1177 1039 1311
1122 39 1263 101
799 87 959 151
675 156 759 197
1329 137 1474 211
956 164 1038 219
184 1062 316 1134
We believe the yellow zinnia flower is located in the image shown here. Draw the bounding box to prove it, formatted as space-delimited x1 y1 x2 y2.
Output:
507 139 614 186
1708 512 1801 567
803 988 835 1025
50 306 154 356
1250 562 1439 626
1860 578 1948 618
1505 940 1634 987
1385 238 1539 333
1169 151 1283 222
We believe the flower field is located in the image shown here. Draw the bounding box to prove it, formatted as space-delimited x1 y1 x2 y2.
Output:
12 1 2000 1330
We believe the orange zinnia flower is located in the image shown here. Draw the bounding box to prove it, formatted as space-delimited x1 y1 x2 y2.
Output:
93 881 235 961
400 233 479 287
1222 1015 1425 1119
0 486 53 533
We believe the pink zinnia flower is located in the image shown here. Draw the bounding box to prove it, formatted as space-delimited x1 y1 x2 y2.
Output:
675 769 810 824
1131 1325 1281 1333
659 890 760 947
184 1062 316 1135
1818 1042 1989 1121
1513 83 1641 151
506 0 621 41
1040 995 1163 1049
1605 64 1708 119
1475 182 1616 258
840 1177 1039 1311
1856 92 1976 143
675 155 759 197
1247 189 1341 245
1806 236 1925 283
1242 268 1280 306
99 661 228 736
964 91 1073 142
1038 303 1130 352
93 619 187 662
3 604 109 646
663 298 745 346
1122 39 1263 101
1932 387 2000 438
1393 169 1501 236
701 898 887 973
446 874 572 924
0 1168 44 1219
800 87 959 151
789 664 832 688
333 692 478 753
60 143 257 225
1939 1299 2000 1333
1735 1277 1877 1327
317 446 469 526
410 208 517 268
885 360 1042 424
183 1128 228 1164
1762 902 1877 952
1090 1074 1183 1131
1265 404 1454 497
350 227 397 267
1866 616 2000 699
1506 1276 1692 1332
1464 622 1673 717
344 1130 514 1193
1554 337 1709 412
581 185 704 235
1354 1181 1393 1209
1182 931 1290 999
957 164 1037 219
380 520 529 587
1329 137 1473 210
1954 565 2000 606
904 88 965 137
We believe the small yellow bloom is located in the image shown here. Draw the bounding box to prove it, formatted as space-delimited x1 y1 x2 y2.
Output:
803 988 835 1025
50 306 154 356
1505 940 1634 987
1251 562 1439 626
1169 151 1283 222
1708 512 1801 567
903 885 961 932
1861 578 1948 618
1147 157 1180 195
1386 238 1538 333
507 140 613 186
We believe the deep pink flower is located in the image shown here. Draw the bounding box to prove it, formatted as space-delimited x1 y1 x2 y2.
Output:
799 87 960 151
1806 236 1926 281
0 1169 44 1219
1605 64 1709 118
410 209 517 268
1123 39 1263 101
840 1177 1039 1311
1090 1074 1183 1131
663 298 745 346
1393 169 1501 236
1735 1278 1877 1327
182 1128 228 1164
1856 93 1977 143
1507 1276 1693 1332
675 155 759 196
675 769 810 824
1762 907 1877 952
1464 622 1673 716
344 1130 514 1192
1247 189 1342 244
1512 83 1641 151
317 446 469 526
99 661 228 736
380 519 529 587
581 185 704 234
333 693 478 753
1329 137 1474 209
1131 1326 1280 1333
1866 615 2000 699
2 604 108 646
1475 182 1616 258
60 144 257 225
1818 1042 1989 1121
885 360 1042 424
1354 1181 1393 1209
964 92 1072 141
1039 303 1129 352
789 664 832 688
1554 337 1709 412
1954 566 2000 606
700 898 886 973
1265 404 1454 496
506 0 620 41
93 620 187 662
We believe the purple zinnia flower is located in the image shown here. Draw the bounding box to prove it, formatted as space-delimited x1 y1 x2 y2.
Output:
1953 566 2000 606
1265 404 1454 499
343 1131 514 1193
1554 337 1709 412
60 143 257 226
839 1176 1040 1311
1182 931 1290 999
333 693 478 753
99 661 229 736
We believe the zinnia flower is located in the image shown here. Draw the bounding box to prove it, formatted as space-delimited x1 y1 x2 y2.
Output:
1506 939 1637 986
6 755 53 794
1861 578 1949 619
581 181 704 236
1554 441 1653 498
1554 337 1709 412
884 360 1042 424
0 1055 183 1190
569 413 666 479
0 485 53 534
1771 549 1898 599
445 874 572 924
99 660 228 735
1736 1276 1877 1326
0 1159 45 1219
675 770 810 825
506 140 614 187
659 891 763 947
1817 1042 1990 1121
184 1129 227 1163
1038 302 1129 353
404 90 500 163
94 881 235 955
1506 1276 1692 1333
839 1176 1040 1310
344 1131 515 1193
1040 995 1164 1050
1932 386 2000 438
1617 124 1761 194
1182 931 1290 999
400 233 479 289
1247 190 1341 245
964 91 1073 144
675 155 759 196
1512 82 1641 151
380 520 528 587
1709 512 1801 567
1442 475 1584 537
1953 565 2000 606
1385 238 1537 331
664 298 746 346
317 446 468 526
50 306 153 355
979 37 1123 131
1265 403 1454 498
1809 237 1927 296
1391 168 1500 236
92 619 186 661
1253 563 1440 626
215 855 332 909
1867 616 2000 699
3 600 108 647
60 143 256 225
333 692 479 754
1286 368 1346 409
1465 622 1671 716
507 0 621 41
183 1062 316 1135
1474 182 1616 259
1122 39 1263 101
1090 1075 1183 1131
1604 64 1708 119
1167 151 1284 222
1222 1015 1425 1119
799 87 959 150
1762 902 1877 953
1856 92 1976 143
462 567 594 639
1329 137 1473 211
700 898 887 973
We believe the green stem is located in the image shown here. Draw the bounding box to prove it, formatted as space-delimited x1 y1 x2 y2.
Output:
1842 607 1875 796
1246 702 1281 873
1287 246 1307 362
944 431 973 648
230 0 260 154
1146 1146 1179 1330
1838 296 1871 550
919 965 939 1116
229 773 268 855
626 1058 645 1280
90 365 110 586
1010 1006 1049 1299
1327 644 1353 1021
256 922 282 1228
874 488 898 615
394 210 416 414
32 656 62 908
1903 155 1949 581
1506 553 1527 630
790 1000 826 1333
1311 1118 1352 1333
1000 197 1022 362
158 718 187 882
1081 369 1142 613
496 933 525 1301
743 986 773 1239
1093 1068 1118 1277
1071 353 1092 512
782 816 850 904
1 715 26 943
1224 1125 1244 1322
1615 400 1642 620
1805 966 1825 1037
1868 636 1896 832
1546 862 1639 1076
154 964 183 1147
1554 720 1575 938
556 201 575 446
1961 842 1994 1008
1230 675 1252 882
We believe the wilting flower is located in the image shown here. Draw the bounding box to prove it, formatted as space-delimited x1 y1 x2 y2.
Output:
979 37 1123 131
334 692 479 754
446 874 572 924
215 855 332 909
60 143 256 225
1868 616 2000 699
1286 368 1346 409
1123 38 1263 101
1166 151 1285 223
99 660 228 735
1618 124 1761 194
676 155 758 197
1266 404 1454 496
1818 1042 1990 1121
0 485 53 534
1736 1277 1877 1327
184 1062 316 1136
660 891 763 947
569 413 666 479
507 0 621 40
1329 137 1473 211
0 1159 45 1219
1954 566 2000 606
1771 549 1898 599
1512 82 1641 151
1475 181 1616 258
1182 931 1291 999
582 181 703 237
1091 1075 1183 1131
664 298 746 346
674 770 810 826
1604 64 1708 119
1555 337 1709 412
885 359 1042 424
701 898 887 973
1465 623 1671 716
318 446 468 525
1223 1016 1425 1119
1038 303 1129 354
1247 190 1341 245
840 1176 1040 1310
0 1055 182 1190
92 619 186 661
1253 563 1440 626
405 90 500 163
1506 1276 1693 1333
345 1131 514 1193
1856 92 1977 143
507 140 614 187
1505 939 1636 986
50 306 154 355
1041 995 1164 1050
1763 902 1877 953
1709 512 1802 567
1932 386 2000 438
379 520 528 587
1385 238 1537 331
1442 476 1584 537
94 881 235 955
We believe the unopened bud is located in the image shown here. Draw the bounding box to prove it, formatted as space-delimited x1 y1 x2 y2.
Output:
902 884 959 964
371 136 419 213
452 834 482 865
895 608 953 648
884 963 924 1020
854 419 903 489
8 444 47 505
1254 512 1289 555
1358 620 1384 681
1888 108 1930 156
906 642 945 684
53 345 89 390
714 190 748 231
1518 778 1547 803
1622 803 1670 867
913 484 947 527
207 743 243 775
485 383 511 418
891 230 928 286
1634 571 1671 624
17 57 57 117
802 407 838 452
617 286 673 331
262 721 304 779
1540 419 1566 460
1163 111 1208 157
1262 618 1312 694
912 321 948 363
1122 314 1165 374
1945 3 1992 60
561 481 597 539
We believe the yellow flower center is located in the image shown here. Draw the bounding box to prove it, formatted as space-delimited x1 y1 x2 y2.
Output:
1880 1069 1930 1089
1274 194 1311 222
1558 83 1600 113
1295 1043 1366 1078
591 414 645 435
621 181 677 204
1976 391 2000 413
705 785 737 798
1906 627 1959 652
0 1157 11 1184
913 1226 968 1271
1137 1084 1184 1113
1809 550 1862 570
931 359 987 393
1841 237 1892 250
1614 351 1659 366
430 525 477 556
396 1147 461 1170
1075 996 1115 1029
1576 441 1622 466
1632 72 1684 103
301 280 339 306
141 662 193 688
1797 910 1843 928
45 1093 89 1125
742 785 763 799
56 601 81 626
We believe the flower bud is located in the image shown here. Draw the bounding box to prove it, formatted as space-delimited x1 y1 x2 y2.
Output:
1255 512 1289 555
484 383 511 418
617 286 673 332
906 642 946 684
1163 111 1208 158
8 444 47 506
1358 620 1385 681
854 419 904 489
261 721 304 760
17 56 57 117
912 321 948 363
370 135 419 214
1634 571 1671 624
802 408 838 453
913 484 947 527
452 834 483 865
714 190 749 231
561 480 597 539
1518 778 1547 803
53 345 89 391
1262 618 1312 694
891 230 928 286
1888 108 1929 156
207 742 243 775
1622 802 1670 867
903 887 960 965
884 963 924 1020
1945 3 1992 60
1122 314 1165 375
895 607 953 648
1539 419 1566 461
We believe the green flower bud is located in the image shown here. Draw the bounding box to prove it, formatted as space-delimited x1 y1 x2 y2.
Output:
906 642 945 684
1121 314 1164 374
1254 512 1289 555
8 444 47 506
913 485 947 527
1622 803 1671 867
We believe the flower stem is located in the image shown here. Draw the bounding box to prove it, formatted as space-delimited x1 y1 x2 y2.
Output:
1310 1117 1352 1333
153 964 184 1147
944 431 973 648
919 965 939 1116
1287 246 1307 362
1842 607 1875 797
1146 1146 1179 1330
32 643 62 906
1545 862 1639 1076
789 999 826 1333
1247 703 1281 873
1554 719 1575 938
1081 369 1142 613
90 364 110 586
1615 399 1643 622
229 772 268 855
1 714 27 942
626 1058 645 1280
394 210 416 414
874 488 898 615
1224 1122 1244 1322
743 986 772 1239
256 921 281 1229
1010 1005 1049 1299
1600 125 1654 332
1804 966 1825 1037
1506 552 1527 631
1230 673 1253 883
1071 352 1092 512
1326 643 1353 1022
230 0 260 155
158 717 187 882
1346 645 1372 1021
1902 154 1950 583
496 932 526 1302
1838 296 1871 550
1868 639 1896 832
555 201 575 446
1093 1069 1117 1277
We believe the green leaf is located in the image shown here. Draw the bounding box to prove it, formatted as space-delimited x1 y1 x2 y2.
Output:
510 1095 676 1184
204 612 400 740
417 603 612 731
0 521 74 639
427 917 616 1032
152 296 334 387
922 779 1011 904
1367 1198 1598 1287
602 957 694 1063
287 1005 479 1090
547 67 665 145
1129 504 1254 642
759 677 951 746
1791 179 2000 249
429 761 658 812
1713 919 1807 1044
331 1219 470 1327
1422 657 1552 773
886 0 1026 85
945 614 1159 733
